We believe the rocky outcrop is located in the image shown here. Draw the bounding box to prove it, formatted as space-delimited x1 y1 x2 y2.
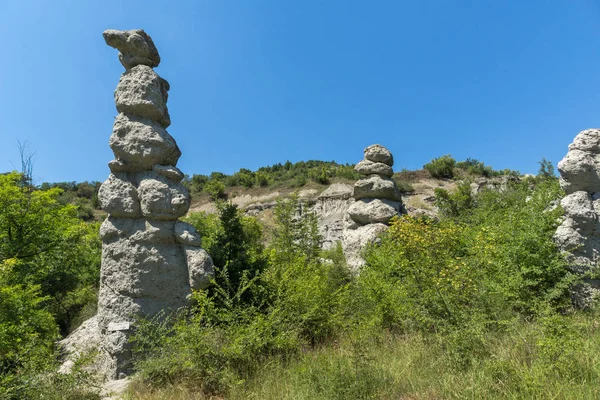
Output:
342 145 405 271
313 183 354 250
556 128 600 308
103 29 160 70
61 29 214 382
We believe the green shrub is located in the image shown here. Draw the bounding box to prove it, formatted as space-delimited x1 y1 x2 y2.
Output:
434 181 474 218
186 203 267 308
357 178 571 336
395 179 414 193
308 167 330 185
0 259 58 378
203 179 226 201
187 174 209 193
133 196 350 394
456 158 496 177
424 154 456 179
255 171 270 187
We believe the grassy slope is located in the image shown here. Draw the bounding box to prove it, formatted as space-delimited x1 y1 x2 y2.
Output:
126 314 600 399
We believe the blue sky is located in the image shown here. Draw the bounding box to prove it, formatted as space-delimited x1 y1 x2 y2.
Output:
1 0 600 183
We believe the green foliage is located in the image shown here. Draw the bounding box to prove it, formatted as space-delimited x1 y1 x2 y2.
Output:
0 344 101 400
0 172 102 395
185 202 267 308
271 193 321 264
254 171 270 187
203 179 226 201
0 259 58 379
185 173 209 193
186 160 360 194
132 314 600 400
0 172 77 262
133 196 349 395
130 172 584 399
39 180 102 220
434 181 474 218
537 157 556 179
424 154 456 179
308 167 330 185
358 178 571 338
456 157 496 177
394 179 414 193
295 338 394 400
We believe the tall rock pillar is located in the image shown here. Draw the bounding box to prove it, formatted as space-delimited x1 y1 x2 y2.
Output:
342 144 405 271
555 129 600 308
97 29 214 378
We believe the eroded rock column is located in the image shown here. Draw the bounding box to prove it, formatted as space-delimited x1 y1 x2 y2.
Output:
98 29 214 378
555 129 600 308
342 144 405 271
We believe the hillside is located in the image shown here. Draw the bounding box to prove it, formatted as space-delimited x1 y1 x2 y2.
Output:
41 156 518 229
5 150 592 400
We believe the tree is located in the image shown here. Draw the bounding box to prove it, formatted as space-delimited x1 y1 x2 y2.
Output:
185 203 267 307
0 172 77 263
538 158 556 179
0 172 101 333
272 193 321 263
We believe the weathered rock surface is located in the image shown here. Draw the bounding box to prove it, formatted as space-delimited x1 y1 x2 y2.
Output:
185 247 214 290
354 159 394 177
174 221 202 246
313 183 354 250
342 223 388 272
110 113 181 170
558 149 600 195
364 144 393 166
555 128 600 308
137 172 190 220
153 164 184 182
103 29 160 70
341 144 404 270
348 198 401 225
353 175 402 202
98 173 142 218
60 29 214 385
115 65 171 127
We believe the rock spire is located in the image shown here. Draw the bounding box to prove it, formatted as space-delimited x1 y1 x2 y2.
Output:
342 144 404 271
97 29 214 378
555 129 600 307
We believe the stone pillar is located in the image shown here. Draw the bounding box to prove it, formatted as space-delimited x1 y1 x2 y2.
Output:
555 128 600 308
342 144 405 271
97 29 214 378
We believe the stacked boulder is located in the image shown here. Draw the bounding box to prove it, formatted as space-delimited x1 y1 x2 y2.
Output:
342 144 404 271
555 128 600 307
97 29 214 378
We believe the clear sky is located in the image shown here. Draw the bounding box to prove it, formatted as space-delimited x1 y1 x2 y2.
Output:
1 0 600 183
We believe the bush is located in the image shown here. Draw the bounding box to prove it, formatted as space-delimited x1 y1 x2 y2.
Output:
357 178 571 337
424 155 456 179
395 179 414 193
0 172 102 395
133 195 350 395
456 158 496 177
0 259 58 379
185 203 267 308
203 179 226 201
434 181 474 218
